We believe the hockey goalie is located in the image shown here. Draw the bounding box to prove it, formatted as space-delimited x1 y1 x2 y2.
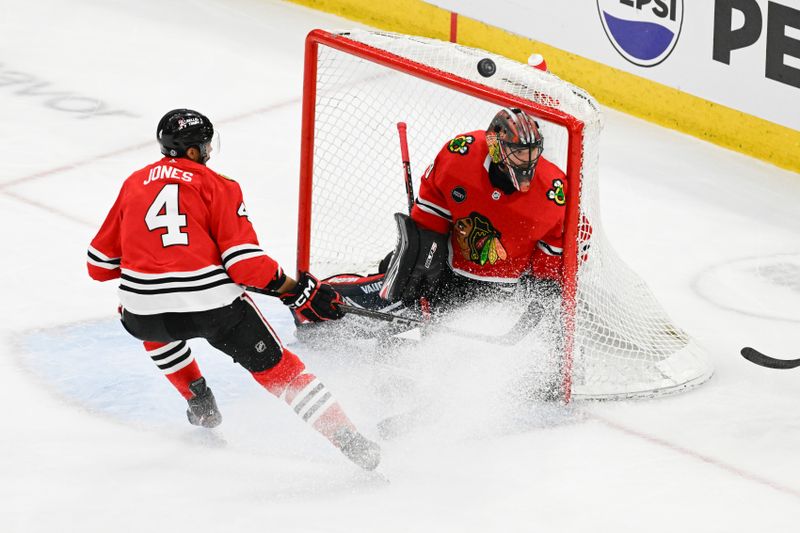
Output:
294 106 578 402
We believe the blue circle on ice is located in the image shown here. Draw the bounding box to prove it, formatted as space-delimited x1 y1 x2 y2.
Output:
12 296 300 427
692 253 800 323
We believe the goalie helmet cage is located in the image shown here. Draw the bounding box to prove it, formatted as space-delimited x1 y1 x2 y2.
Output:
296 29 713 401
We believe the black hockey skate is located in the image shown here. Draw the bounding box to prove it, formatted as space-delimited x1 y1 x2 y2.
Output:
332 427 381 471
186 377 222 428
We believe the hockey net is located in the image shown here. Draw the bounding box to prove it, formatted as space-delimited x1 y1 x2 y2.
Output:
296 29 713 400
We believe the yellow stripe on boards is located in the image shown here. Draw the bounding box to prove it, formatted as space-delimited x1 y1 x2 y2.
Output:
287 0 451 39
286 0 800 174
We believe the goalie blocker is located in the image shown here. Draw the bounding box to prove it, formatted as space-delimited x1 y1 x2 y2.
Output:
379 213 448 306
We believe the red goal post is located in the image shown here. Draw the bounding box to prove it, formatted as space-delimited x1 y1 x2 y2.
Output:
295 29 713 400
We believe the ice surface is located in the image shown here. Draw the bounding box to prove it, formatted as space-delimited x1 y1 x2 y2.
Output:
2 0 800 531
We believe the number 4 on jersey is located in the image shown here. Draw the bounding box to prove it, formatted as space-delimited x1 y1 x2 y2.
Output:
146 183 188 246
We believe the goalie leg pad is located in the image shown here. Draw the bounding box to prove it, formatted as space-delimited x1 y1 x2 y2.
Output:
325 272 388 310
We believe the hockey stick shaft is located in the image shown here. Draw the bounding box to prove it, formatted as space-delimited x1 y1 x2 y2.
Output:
339 302 544 346
397 122 414 215
246 285 544 345
740 347 800 369
338 303 424 327
245 285 427 328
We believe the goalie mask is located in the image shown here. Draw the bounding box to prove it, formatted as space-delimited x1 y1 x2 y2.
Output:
486 108 543 192
157 109 218 164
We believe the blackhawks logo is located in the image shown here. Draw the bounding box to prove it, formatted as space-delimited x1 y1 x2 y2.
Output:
448 135 474 155
547 179 565 206
454 212 508 266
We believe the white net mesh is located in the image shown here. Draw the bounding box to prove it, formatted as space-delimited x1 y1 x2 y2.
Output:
303 29 713 399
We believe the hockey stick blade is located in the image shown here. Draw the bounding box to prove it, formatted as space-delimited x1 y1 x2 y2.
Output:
740 347 800 369
339 302 544 346
339 304 424 329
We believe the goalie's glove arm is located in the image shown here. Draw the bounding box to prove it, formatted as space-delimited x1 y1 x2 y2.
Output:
410 200 451 235
409 152 454 235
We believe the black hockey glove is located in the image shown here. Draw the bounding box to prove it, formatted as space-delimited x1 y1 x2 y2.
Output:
380 213 448 306
280 272 344 323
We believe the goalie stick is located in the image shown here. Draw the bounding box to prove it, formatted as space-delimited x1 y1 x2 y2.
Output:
397 122 414 215
397 121 434 318
339 301 544 346
243 286 542 345
740 347 800 369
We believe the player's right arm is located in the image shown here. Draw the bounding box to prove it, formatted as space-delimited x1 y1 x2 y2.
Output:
410 155 452 235
208 174 342 322
87 187 124 282
207 174 284 291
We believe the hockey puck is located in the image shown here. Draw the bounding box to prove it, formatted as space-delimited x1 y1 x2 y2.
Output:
477 58 496 78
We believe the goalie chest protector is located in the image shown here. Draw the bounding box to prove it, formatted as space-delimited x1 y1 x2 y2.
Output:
410 130 567 282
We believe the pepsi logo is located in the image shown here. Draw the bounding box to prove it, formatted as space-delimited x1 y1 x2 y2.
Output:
597 0 684 67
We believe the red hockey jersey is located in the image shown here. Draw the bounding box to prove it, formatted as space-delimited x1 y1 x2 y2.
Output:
411 130 567 282
87 157 281 314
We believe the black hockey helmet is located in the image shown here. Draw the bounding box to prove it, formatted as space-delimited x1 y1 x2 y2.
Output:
157 109 215 162
486 107 543 191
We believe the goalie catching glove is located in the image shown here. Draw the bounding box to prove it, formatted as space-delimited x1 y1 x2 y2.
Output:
380 213 448 306
280 272 344 323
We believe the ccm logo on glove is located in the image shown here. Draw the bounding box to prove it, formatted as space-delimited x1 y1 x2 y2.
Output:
286 277 316 308
280 272 344 323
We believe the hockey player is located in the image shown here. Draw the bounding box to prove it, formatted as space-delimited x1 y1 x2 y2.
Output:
86 109 380 470
359 107 570 312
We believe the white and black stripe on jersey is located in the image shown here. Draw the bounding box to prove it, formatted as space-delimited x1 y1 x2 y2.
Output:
536 240 590 257
415 197 452 221
87 246 120 272
537 241 563 256
221 243 268 270
119 265 244 315
145 341 194 374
